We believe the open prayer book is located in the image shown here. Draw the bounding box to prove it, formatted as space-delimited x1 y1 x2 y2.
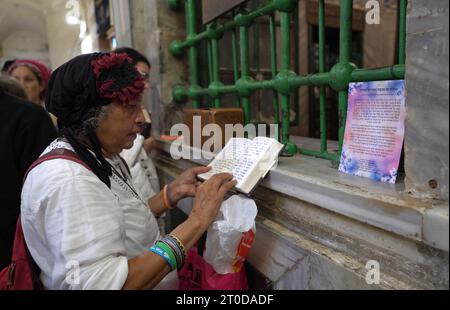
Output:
198 137 284 195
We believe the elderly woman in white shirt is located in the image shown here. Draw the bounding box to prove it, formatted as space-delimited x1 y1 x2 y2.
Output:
21 52 236 290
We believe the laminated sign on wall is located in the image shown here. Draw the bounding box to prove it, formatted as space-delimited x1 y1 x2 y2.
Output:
339 80 406 184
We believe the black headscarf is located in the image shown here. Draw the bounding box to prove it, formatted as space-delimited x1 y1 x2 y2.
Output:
45 52 145 188
46 53 109 128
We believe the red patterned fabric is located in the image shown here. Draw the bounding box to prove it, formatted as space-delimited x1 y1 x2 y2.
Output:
91 53 145 104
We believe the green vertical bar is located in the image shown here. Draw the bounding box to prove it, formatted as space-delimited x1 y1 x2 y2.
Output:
319 0 327 153
254 20 261 71
280 12 291 71
338 0 353 153
398 0 407 65
240 26 251 77
206 24 214 85
211 37 221 108
280 12 291 147
293 8 300 75
339 0 353 63
269 13 280 133
240 24 251 125
186 0 200 108
211 40 220 82
293 4 300 128
206 39 214 84
252 0 261 71
231 27 241 107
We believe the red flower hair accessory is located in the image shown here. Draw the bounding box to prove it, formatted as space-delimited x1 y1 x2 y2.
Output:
91 53 145 104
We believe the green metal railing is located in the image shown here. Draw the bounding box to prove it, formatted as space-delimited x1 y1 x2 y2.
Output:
168 0 407 160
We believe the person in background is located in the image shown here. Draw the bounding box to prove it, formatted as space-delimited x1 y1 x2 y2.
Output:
0 81 57 270
21 52 236 290
8 60 58 127
114 47 161 224
7 60 51 107
0 75 27 99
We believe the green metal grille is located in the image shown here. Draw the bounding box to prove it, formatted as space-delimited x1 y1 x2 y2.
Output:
168 0 407 160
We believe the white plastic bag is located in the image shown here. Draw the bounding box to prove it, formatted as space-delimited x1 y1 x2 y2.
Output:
203 195 258 275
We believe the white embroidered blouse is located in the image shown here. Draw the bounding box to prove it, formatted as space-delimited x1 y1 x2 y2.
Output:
20 139 178 290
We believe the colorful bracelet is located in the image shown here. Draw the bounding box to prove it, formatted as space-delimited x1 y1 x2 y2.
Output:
160 238 184 268
149 245 177 271
167 234 186 257
155 241 178 270
162 184 174 210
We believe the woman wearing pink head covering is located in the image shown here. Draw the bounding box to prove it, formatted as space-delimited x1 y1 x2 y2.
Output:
8 59 51 107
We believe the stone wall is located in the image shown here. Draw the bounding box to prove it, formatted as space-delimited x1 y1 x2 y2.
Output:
404 0 449 201
129 0 188 136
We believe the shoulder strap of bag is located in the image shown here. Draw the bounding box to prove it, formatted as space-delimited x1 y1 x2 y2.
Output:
10 149 92 290
24 148 92 182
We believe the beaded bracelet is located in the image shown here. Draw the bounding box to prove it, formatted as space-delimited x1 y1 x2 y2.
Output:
149 244 177 271
167 234 186 257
